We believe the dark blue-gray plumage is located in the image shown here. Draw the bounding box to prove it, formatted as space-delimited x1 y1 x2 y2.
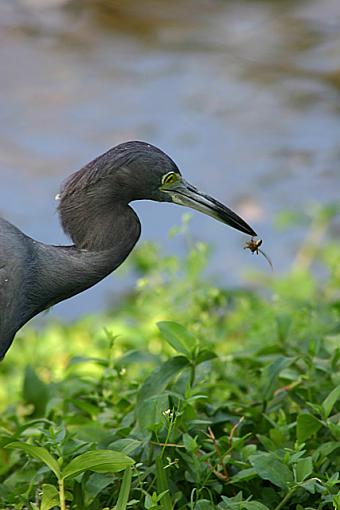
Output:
0 141 256 360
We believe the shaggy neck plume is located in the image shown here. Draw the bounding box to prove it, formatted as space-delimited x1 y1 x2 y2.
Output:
57 164 140 252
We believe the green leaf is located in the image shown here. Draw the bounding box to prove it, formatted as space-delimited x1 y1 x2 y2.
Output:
6 442 61 479
219 495 270 510
40 484 59 510
23 365 49 416
195 501 216 510
242 503 271 510
231 467 257 483
195 349 217 365
295 456 313 482
136 355 189 419
300 478 318 494
136 396 166 434
249 452 293 489
84 473 113 505
108 438 142 455
276 313 292 343
296 413 322 443
261 356 292 401
0 436 16 448
115 467 132 510
313 441 340 462
327 421 340 440
62 450 134 480
157 321 196 356
182 433 198 453
322 384 340 418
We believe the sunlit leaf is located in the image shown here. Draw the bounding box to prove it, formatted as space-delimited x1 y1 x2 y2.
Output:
6 442 61 479
322 384 340 418
40 484 59 510
62 450 134 480
157 321 196 357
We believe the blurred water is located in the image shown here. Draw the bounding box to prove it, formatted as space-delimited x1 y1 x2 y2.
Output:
0 0 339 321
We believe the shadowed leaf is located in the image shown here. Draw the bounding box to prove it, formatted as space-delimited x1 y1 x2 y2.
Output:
297 413 322 443
249 452 293 489
23 365 49 416
115 467 132 510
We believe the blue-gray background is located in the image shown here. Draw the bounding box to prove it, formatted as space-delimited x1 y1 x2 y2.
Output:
1 0 339 321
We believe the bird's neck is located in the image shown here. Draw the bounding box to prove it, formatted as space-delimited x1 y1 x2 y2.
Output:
60 197 139 251
28 204 141 314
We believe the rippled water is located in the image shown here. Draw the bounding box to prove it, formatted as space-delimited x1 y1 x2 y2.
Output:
1 0 339 321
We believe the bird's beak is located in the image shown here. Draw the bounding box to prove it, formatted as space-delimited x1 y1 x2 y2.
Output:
163 179 257 236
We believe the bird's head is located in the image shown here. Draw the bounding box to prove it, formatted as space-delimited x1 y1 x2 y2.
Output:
116 141 257 236
58 141 256 243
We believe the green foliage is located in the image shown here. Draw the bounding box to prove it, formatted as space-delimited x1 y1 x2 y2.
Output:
0 212 339 509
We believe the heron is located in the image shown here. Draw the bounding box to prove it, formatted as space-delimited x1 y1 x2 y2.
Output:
0 141 256 360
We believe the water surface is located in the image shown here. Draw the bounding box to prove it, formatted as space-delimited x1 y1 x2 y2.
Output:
1 0 339 321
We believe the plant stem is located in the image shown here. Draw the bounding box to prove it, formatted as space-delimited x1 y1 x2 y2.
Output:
274 487 297 510
161 410 176 459
58 479 66 510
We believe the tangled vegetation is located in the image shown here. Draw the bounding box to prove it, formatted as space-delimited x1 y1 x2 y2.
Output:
0 209 339 510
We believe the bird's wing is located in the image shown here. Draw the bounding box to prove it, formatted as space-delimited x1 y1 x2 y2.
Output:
0 259 15 359
0 218 27 359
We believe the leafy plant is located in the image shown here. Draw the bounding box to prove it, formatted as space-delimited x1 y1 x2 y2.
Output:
0 210 339 509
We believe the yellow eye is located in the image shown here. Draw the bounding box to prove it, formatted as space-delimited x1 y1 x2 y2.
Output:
162 172 178 185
